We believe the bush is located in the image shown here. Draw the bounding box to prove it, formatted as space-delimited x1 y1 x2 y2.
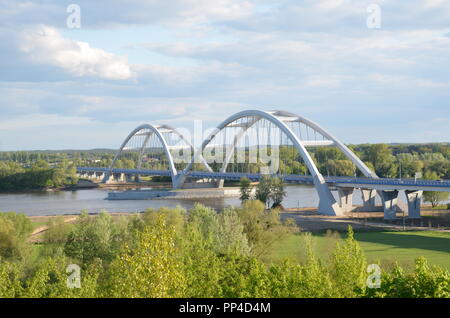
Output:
107 216 186 298
234 200 297 258
364 257 450 298
64 211 129 264
0 212 33 259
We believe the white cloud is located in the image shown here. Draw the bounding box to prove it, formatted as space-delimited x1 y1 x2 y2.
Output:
1 1 450 149
0 114 96 130
19 26 133 80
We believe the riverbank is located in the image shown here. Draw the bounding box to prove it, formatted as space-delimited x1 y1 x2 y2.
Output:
27 207 450 245
106 187 249 200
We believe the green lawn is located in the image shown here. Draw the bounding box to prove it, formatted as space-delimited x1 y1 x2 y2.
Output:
31 220 48 230
266 230 450 270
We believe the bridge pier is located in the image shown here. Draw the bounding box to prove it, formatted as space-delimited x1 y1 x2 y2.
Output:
314 177 343 216
361 188 378 211
381 190 399 220
125 174 133 183
337 187 354 213
112 173 124 182
405 190 423 219
102 172 111 183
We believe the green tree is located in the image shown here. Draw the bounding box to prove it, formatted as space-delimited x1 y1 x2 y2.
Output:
64 211 128 264
235 201 297 258
107 217 186 297
255 175 272 207
239 177 253 203
269 177 286 208
0 212 33 260
423 191 449 208
331 226 367 297
422 171 449 207
365 257 450 298
365 144 398 177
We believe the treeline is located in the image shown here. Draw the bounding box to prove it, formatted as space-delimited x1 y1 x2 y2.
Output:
0 160 78 191
276 143 450 179
1 143 450 179
0 150 115 167
0 202 449 298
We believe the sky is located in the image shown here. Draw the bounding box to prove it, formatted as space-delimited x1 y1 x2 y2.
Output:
0 0 449 151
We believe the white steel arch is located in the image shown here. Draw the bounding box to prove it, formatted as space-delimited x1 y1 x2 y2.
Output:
267 110 378 178
104 123 213 187
176 110 378 215
104 124 179 185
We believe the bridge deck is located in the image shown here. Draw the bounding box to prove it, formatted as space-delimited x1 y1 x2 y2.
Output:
77 167 450 192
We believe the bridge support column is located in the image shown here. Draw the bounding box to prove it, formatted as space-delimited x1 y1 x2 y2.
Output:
361 188 378 211
405 190 423 219
112 173 124 182
102 172 111 183
381 190 399 220
314 177 343 216
337 187 354 213
125 174 133 183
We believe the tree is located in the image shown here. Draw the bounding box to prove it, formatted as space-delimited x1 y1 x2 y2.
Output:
107 217 187 297
331 226 367 297
235 200 297 258
364 257 450 298
255 175 272 208
0 212 33 260
325 159 356 176
365 144 398 177
269 177 286 208
397 153 424 178
64 211 129 264
255 176 286 208
239 177 253 203
422 171 449 207
423 191 449 208
216 208 251 256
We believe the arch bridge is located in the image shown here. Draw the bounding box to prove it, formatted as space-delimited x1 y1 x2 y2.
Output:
77 110 450 219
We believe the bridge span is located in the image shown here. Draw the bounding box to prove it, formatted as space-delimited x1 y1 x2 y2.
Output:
77 109 449 220
77 166 450 220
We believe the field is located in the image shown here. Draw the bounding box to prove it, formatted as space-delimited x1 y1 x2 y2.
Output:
267 230 450 270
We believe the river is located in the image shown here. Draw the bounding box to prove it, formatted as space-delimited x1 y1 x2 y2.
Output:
0 185 386 216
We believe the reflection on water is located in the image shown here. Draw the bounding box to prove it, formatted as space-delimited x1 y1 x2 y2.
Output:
0 185 387 216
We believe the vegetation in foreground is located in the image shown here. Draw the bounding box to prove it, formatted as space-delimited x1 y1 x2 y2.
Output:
0 201 449 298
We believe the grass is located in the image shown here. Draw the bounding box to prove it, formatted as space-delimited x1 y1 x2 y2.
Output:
266 230 450 270
31 220 48 230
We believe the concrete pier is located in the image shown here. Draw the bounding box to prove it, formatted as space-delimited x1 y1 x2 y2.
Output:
337 187 354 213
361 188 378 211
405 190 423 219
381 190 399 220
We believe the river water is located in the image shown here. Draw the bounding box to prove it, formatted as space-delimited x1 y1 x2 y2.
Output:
0 185 385 216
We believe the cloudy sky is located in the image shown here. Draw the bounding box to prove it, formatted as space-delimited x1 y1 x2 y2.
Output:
0 0 449 150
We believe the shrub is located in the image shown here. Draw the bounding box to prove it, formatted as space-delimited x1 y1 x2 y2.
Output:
0 212 33 259
107 216 186 298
